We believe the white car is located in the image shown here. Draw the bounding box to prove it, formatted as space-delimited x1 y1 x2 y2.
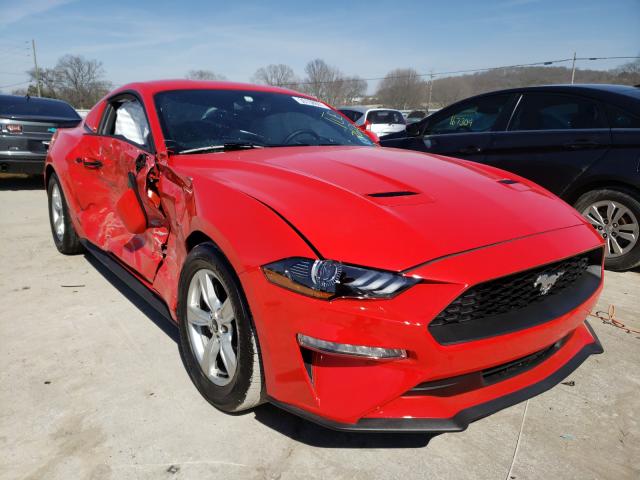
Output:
339 107 406 138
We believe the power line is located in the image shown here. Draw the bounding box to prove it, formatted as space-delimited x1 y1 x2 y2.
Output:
277 55 640 86
0 80 30 89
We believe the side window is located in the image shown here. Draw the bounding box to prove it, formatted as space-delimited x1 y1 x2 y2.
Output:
367 110 406 125
427 95 511 135
606 104 640 128
509 93 606 131
84 101 105 133
101 97 151 148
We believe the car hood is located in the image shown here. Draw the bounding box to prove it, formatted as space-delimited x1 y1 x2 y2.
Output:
183 146 587 271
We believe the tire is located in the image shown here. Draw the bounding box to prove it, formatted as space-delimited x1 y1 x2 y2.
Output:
177 243 264 412
574 188 640 271
47 173 84 255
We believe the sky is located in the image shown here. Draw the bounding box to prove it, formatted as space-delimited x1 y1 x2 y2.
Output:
0 0 639 94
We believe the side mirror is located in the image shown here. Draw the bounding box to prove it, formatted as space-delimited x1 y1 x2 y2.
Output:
405 121 422 137
358 122 379 144
116 174 148 234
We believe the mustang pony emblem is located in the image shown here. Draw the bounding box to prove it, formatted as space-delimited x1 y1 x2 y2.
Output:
534 271 565 295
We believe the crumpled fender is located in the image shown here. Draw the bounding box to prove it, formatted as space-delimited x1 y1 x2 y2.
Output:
151 167 318 320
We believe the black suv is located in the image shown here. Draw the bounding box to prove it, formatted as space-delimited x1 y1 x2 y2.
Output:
1 95 81 175
381 84 640 271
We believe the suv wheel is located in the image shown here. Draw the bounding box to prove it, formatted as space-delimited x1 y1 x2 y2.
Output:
575 188 640 271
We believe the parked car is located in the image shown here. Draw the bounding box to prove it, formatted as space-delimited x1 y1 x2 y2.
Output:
46 80 603 432
381 84 640 271
338 106 406 137
406 110 427 123
0 94 81 175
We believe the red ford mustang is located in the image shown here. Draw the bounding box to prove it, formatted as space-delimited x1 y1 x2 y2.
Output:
45 80 604 432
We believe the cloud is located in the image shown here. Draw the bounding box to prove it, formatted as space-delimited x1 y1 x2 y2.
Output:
0 0 76 28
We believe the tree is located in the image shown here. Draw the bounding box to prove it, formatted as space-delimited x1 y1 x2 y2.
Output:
300 59 367 105
375 68 426 109
612 58 640 84
186 69 227 81
21 55 111 108
252 64 297 87
340 77 368 104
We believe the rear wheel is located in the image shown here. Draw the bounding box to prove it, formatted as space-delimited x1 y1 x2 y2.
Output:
575 188 640 271
178 243 264 412
47 173 84 255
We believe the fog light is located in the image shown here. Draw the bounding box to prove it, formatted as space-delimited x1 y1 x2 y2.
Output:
297 334 407 360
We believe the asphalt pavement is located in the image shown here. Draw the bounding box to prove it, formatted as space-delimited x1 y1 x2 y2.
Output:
1 175 638 480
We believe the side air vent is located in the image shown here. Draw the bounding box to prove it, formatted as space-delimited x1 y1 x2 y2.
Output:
367 191 418 198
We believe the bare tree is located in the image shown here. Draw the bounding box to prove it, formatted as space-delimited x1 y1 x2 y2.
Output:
376 68 426 109
612 58 640 84
21 55 111 108
186 69 227 81
430 61 640 108
300 59 367 105
302 59 336 101
339 76 368 104
252 64 298 87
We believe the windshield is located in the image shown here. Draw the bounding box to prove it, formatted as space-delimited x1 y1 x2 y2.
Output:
154 89 374 153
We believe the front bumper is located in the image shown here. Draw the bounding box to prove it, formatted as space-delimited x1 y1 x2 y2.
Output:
241 223 604 431
269 321 602 432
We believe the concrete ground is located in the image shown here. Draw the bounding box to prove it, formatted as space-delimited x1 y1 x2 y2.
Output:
1 174 639 480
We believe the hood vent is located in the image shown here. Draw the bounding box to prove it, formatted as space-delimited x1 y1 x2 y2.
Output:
367 191 418 198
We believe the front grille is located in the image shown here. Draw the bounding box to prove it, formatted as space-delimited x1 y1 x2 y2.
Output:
429 248 602 344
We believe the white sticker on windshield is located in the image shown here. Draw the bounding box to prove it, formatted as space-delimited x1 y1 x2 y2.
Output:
292 96 330 109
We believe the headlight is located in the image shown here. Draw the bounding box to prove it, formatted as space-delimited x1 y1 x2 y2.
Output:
262 257 420 299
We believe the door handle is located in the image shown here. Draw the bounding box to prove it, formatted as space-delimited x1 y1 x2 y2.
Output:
563 140 600 150
458 145 482 154
81 158 103 169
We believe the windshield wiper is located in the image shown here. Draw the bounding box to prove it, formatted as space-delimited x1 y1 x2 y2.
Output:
178 143 264 154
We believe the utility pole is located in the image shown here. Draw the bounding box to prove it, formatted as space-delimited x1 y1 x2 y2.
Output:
570 51 577 84
31 39 41 97
426 72 434 113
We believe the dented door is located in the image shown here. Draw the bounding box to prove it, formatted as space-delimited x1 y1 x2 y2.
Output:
95 137 168 283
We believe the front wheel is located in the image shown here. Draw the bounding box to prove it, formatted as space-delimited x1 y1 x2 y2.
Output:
177 243 264 412
575 188 640 271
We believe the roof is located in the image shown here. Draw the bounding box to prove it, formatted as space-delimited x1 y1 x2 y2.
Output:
0 94 75 106
337 106 403 113
467 83 640 102
110 80 307 98
439 83 640 114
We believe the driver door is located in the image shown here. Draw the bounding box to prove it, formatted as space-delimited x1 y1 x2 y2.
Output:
94 95 168 283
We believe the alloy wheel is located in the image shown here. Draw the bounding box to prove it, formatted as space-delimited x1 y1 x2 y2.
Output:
51 183 65 241
186 269 238 386
582 200 639 258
